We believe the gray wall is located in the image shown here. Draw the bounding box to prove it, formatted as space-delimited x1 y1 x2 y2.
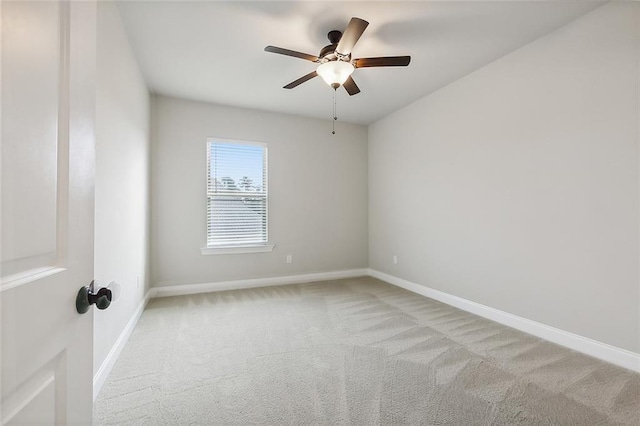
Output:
94 1 151 375
151 96 368 286
368 2 639 353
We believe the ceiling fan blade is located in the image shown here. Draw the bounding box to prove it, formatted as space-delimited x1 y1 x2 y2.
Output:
343 76 360 96
283 71 318 89
265 45 319 62
353 56 411 68
336 17 369 56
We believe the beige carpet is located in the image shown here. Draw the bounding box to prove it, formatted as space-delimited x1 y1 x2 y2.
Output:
94 277 639 425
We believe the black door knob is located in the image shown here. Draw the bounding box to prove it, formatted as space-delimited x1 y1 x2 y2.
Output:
76 281 112 314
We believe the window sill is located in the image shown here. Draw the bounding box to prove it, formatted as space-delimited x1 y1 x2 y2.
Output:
201 244 275 255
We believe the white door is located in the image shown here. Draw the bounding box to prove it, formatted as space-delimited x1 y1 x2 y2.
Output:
1 0 96 424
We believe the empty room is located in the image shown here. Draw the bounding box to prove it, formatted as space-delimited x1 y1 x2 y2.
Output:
1 0 639 424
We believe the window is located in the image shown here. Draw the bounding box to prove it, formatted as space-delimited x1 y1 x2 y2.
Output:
203 139 272 254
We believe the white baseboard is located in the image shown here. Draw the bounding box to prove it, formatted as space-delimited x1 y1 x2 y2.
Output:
152 268 369 298
94 268 638 399
93 290 153 400
368 269 640 373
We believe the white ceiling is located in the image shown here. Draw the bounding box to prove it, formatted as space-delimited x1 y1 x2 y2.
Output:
117 1 602 125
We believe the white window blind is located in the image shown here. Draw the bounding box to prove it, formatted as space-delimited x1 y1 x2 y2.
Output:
206 140 267 246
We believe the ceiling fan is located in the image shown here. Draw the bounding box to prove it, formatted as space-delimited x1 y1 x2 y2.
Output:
265 17 411 96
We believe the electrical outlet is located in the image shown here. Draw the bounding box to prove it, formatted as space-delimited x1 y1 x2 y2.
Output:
286 254 293 264
393 255 398 265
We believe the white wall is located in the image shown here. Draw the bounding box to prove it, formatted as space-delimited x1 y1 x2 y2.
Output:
94 1 150 379
369 2 639 353
151 96 368 286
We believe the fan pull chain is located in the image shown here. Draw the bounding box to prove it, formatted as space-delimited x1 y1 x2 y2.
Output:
332 88 337 135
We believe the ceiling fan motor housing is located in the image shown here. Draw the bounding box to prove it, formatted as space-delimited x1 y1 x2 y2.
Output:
320 44 338 61
320 31 347 62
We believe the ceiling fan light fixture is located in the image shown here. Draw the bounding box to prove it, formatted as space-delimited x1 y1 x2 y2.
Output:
316 60 354 88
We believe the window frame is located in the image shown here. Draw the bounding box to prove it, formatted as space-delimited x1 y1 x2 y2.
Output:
201 138 274 255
